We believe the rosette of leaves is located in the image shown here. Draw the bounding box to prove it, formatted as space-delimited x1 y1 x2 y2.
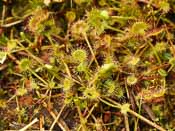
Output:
71 49 90 79
86 8 110 35
27 9 61 36
71 20 89 39
102 80 124 98
27 9 49 33
103 80 116 95
38 18 61 36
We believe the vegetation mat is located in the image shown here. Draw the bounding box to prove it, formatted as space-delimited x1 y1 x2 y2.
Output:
0 0 175 130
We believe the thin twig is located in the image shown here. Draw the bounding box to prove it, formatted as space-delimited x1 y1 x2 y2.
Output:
77 104 97 131
19 118 39 131
83 33 99 68
128 110 166 131
50 104 66 130
49 110 70 131
39 115 44 131
1 4 6 25
142 103 156 121
100 97 166 131
1 20 23 27
76 104 87 131
124 114 130 131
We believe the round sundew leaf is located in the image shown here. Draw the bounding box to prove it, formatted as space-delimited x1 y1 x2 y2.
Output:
127 75 138 85
19 58 31 71
158 69 167 77
83 87 100 100
159 1 170 13
72 49 87 63
169 57 175 66
131 22 148 35
66 11 76 23
16 88 28 96
63 78 73 91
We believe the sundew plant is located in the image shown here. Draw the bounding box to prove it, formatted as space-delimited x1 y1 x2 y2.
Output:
0 0 175 130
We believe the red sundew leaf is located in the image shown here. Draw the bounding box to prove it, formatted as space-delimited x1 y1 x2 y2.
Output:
103 111 111 123
19 95 34 106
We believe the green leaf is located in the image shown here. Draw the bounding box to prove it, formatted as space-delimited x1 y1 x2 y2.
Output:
71 20 89 39
72 49 87 63
99 63 116 75
16 88 28 96
63 78 73 91
169 57 175 66
158 69 167 77
0 99 7 108
127 56 140 66
100 10 109 19
31 80 39 90
159 1 170 13
120 103 130 114
127 75 138 85
66 11 76 23
87 8 109 34
19 58 30 71
7 40 17 51
83 87 100 100
131 22 148 35
154 42 167 53
77 62 87 72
